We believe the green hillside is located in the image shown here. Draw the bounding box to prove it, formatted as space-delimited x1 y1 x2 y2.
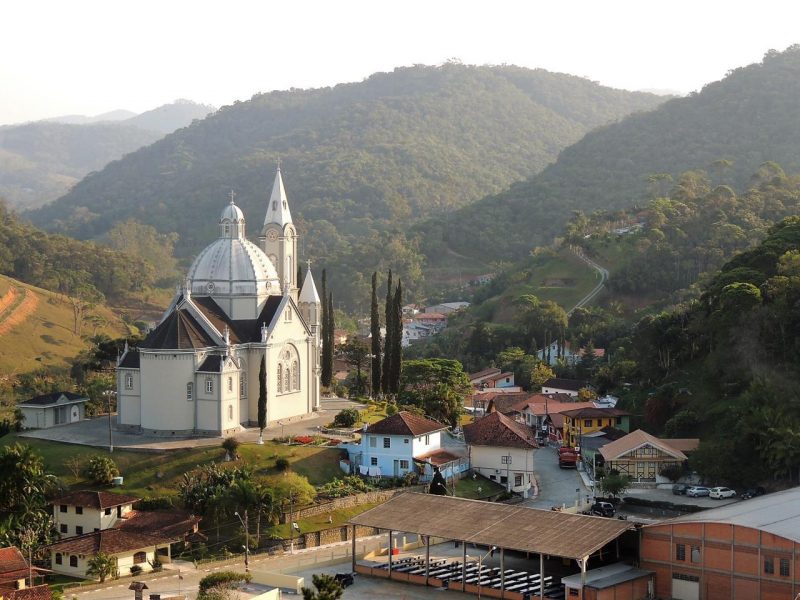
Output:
422 46 800 268
28 63 664 306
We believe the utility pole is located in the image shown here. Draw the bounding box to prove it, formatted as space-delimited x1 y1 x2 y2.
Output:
289 491 294 554
103 390 115 453
234 511 249 573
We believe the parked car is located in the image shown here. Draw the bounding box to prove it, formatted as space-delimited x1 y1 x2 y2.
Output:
741 486 766 499
709 487 736 499
334 573 355 588
672 484 688 495
685 486 710 497
590 501 616 517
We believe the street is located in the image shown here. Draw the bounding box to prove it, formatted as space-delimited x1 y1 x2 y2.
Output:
524 445 587 509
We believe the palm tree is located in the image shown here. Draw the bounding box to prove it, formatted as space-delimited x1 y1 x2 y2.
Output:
86 552 117 582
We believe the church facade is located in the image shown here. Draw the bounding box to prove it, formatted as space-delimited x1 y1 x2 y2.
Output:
116 169 321 437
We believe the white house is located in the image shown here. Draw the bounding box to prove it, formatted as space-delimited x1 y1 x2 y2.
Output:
53 491 138 538
463 411 539 497
536 342 606 366
18 392 88 429
345 411 449 478
116 168 321 437
541 378 594 397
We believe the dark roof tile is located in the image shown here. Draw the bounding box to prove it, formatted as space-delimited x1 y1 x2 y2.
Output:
463 411 539 449
52 491 140 510
366 411 447 436
20 392 86 407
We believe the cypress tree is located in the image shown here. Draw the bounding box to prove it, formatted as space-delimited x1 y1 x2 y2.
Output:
257 355 267 443
390 279 403 394
320 270 332 387
370 272 382 398
381 270 393 395
297 263 303 289
327 291 335 387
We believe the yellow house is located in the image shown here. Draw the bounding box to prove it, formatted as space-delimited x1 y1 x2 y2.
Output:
560 407 630 449
48 529 172 579
52 491 139 538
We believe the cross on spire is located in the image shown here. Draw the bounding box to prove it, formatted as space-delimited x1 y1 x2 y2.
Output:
276 157 282 171
306 258 312 270
229 189 236 205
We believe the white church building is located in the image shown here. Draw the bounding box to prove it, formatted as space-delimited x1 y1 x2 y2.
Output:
116 168 321 437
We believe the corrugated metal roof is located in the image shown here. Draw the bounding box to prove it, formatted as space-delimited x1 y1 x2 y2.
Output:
349 493 633 560
652 486 800 542
561 562 651 589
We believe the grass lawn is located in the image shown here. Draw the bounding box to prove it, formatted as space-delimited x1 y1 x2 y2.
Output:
269 501 380 538
46 573 89 593
2 434 342 497
455 476 506 500
356 403 390 425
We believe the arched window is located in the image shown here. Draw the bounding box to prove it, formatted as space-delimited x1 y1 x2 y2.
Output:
133 551 146 565
227 377 233 392
284 366 290 392
277 364 283 393
228 405 233 421
240 373 247 398
276 345 301 393
292 360 299 390
186 383 193 401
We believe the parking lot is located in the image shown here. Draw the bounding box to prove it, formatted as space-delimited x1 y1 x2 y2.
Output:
623 485 740 509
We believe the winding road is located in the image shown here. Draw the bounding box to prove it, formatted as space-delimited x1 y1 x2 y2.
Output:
568 250 609 315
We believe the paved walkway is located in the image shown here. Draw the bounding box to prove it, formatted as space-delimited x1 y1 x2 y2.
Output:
524 445 587 510
19 397 364 451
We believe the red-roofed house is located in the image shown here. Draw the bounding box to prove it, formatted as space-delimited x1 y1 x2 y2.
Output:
0 547 51 599
463 412 539 497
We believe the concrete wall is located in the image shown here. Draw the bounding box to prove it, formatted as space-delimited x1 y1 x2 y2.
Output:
250 570 304 594
280 488 423 524
469 445 535 495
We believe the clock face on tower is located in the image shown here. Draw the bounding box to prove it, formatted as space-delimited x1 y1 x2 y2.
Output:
266 229 278 242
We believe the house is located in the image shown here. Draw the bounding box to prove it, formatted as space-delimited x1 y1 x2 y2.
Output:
0 546 51 600
412 312 447 332
463 411 538 497
541 377 594 397
536 342 606 367
47 529 174 579
470 273 495 286
560 407 631 448
469 367 501 388
515 395 595 442
17 392 89 430
345 411 450 478
640 486 800 599
598 429 698 483
402 303 421 316
481 391 532 418
401 320 434 347
52 491 139 538
423 302 470 315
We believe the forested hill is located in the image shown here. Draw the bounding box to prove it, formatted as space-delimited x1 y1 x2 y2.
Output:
421 46 800 266
28 63 663 301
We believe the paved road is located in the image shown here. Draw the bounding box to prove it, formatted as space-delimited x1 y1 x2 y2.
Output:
20 397 365 451
568 250 609 316
524 445 587 510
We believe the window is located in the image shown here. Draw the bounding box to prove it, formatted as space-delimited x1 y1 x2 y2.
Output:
691 546 701 563
369 436 377 448
134 551 146 565
223 223 230 235
764 557 774 574
277 364 283 393
597 419 602 427
228 377 233 392
70 555 78 568
125 373 134 389
616 417 622 425
404 438 409 444
240 373 247 398
501 455 511 464
278 345 300 392
383 437 390 448
515 474 523 487
75 506 82 514
569 589 579 597
370 457 378 466
105 508 112 516
76 526 83 535
55 553 62 565
60 524 68 534
780 558 790 577
583 419 592 428
424 435 430 444
60 505 67 513
490 475 496 481
284 366 290 392
186 382 193 401
676 544 686 561
205 378 213 394
292 361 299 389
500 476 508 484
400 460 409 469
228 405 233 420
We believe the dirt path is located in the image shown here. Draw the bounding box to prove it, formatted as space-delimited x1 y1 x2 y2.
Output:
567 250 609 315
0 287 39 336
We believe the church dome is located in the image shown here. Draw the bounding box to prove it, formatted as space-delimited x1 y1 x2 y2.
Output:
187 198 280 298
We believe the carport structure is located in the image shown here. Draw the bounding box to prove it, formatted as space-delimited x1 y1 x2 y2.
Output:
349 493 635 600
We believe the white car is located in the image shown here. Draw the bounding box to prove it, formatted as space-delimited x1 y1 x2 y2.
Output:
709 487 736 499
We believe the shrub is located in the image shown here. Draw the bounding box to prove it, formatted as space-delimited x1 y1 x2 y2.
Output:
129 565 142 576
316 475 375 499
85 456 119 485
267 472 317 507
135 496 174 510
222 437 240 455
332 408 359 428
275 457 290 472
385 403 398 416
198 571 252 594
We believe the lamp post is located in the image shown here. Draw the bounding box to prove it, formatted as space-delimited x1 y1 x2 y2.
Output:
102 390 116 453
234 511 249 572
477 545 497 600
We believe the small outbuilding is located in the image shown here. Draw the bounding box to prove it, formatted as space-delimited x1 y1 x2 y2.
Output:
18 392 89 429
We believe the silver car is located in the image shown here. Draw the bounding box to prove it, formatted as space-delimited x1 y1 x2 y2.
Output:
686 486 710 497
710 487 736 499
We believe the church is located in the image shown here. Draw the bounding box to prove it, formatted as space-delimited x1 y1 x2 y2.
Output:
116 168 321 437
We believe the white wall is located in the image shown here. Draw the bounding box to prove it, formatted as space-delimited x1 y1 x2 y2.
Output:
411 431 442 457
53 503 134 537
140 352 197 431
469 445 536 496
360 433 415 476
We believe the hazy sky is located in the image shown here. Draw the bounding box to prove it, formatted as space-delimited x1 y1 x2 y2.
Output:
2 0 799 125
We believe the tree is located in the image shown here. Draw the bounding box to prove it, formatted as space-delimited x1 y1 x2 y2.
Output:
599 471 631 498
269 472 316 508
85 456 119 484
222 437 240 459
381 270 394 395
529 363 555 390
320 270 332 387
302 573 344 600
341 338 369 397
85 552 117 582
332 408 359 428
389 280 403 394
257 355 267 442
370 271 382 397
327 292 335 385
398 359 471 426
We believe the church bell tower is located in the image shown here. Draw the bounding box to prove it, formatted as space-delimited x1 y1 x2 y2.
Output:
260 165 298 299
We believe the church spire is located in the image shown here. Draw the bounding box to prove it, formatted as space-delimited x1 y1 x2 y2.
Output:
262 164 293 229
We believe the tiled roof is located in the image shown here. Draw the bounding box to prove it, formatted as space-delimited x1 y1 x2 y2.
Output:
414 449 464 466
484 392 532 414
463 411 538 449
193 295 283 343
599 429 687 462
197 355 223 372
366 411 447 436
662 438 700 453
516 395 590 415
542 378 592 392
560 407 630 419
469 367 501 381
118 350 140 368
20 392 87 407
2 585 54 600
0 547 28 577
52 491 139 510
47 529 171 555
117 509 201 539
142 308 216 349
